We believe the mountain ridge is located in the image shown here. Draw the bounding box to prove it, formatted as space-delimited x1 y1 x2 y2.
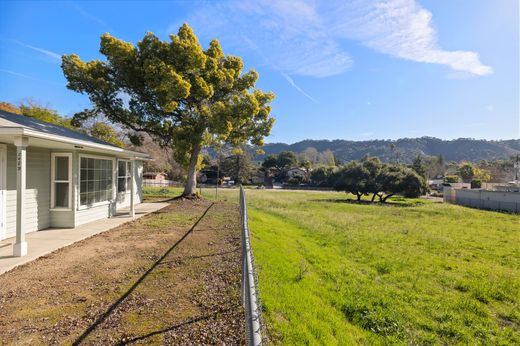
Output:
259 137 520 163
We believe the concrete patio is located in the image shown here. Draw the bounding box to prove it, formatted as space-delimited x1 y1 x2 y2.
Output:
0 202 169 275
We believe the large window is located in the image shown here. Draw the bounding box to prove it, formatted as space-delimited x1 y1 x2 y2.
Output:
51 153 72 209
80 156 113 206
117 160 131 193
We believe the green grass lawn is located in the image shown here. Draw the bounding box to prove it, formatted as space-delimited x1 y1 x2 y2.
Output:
144 187 520 345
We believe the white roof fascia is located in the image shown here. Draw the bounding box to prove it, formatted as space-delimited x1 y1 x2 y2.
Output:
0 126 150 159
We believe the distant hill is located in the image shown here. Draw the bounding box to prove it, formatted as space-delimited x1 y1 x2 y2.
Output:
258 137 520 163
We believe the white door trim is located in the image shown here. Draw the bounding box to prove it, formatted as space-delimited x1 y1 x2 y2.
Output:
0 144 6 240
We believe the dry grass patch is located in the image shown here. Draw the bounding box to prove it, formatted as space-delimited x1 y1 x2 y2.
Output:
0 199 244 345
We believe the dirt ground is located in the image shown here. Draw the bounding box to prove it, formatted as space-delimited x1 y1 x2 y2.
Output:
0 199 245 345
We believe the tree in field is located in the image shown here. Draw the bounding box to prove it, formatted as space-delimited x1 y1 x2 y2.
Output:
332 161 369 201
333 157 426 202
310 166 335 186
62 24 275 197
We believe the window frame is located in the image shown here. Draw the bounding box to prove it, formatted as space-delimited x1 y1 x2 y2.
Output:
50 153 72 210
77 154 116 210
117 159 131 193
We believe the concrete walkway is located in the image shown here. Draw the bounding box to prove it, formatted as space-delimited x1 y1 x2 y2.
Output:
0 202 169 275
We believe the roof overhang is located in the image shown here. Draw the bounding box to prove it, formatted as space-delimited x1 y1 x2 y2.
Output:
0 127 151 160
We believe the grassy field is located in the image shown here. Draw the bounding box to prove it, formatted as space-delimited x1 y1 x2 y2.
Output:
144 187 520 345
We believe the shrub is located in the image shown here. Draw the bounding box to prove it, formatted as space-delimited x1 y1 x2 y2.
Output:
444 175 459 183
471 179 482 189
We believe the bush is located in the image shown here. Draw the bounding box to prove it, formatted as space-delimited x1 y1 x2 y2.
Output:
444 175 459 183
471 179 482 189
287 173 305 185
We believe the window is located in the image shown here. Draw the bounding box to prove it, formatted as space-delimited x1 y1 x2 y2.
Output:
80 156 113 206
118 160 131 193
51 153 72 209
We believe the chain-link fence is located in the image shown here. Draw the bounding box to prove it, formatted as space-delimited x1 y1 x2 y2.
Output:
239 186 265 346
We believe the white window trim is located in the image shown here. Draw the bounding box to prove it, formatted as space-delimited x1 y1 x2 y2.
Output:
117 159 131 194
51 153 72 211
78 154 116 210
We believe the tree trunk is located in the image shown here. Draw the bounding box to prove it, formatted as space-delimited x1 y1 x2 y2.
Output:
371 193 377 202
356 193 362 201
182 142 202 198
382 193 395 202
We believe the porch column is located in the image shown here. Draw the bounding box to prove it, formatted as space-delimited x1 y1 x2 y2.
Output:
14 136 28 257
129 159 135 217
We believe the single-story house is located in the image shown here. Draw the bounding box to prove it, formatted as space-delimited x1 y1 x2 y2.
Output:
0 110 150 256
285 167 310 181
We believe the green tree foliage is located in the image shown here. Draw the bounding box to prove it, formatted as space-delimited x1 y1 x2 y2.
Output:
261 151 298 179
332 161 369 201
411 154 427 178
332 157 427 202
444 175 459 183
0 102 22 114
19 100 74 128
62 24 275 197
89 122 125 147
287 173 305 186
310 166 335 186
277 151 298 170
220 146 254 184
471 179 482 189
458 162 475 183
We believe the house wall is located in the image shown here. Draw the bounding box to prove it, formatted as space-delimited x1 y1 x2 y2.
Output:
5 145 51 238
74 156 143 227
2 145 145 237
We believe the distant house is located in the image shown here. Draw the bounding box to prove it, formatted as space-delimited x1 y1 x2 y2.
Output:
143 172 167 181
0 110 150 257
286 167 309 182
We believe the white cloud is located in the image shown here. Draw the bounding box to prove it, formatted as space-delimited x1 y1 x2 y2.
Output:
326 0 492 75
280 72 317 103
70 2 108 28
179 0 353 78
11 40 61 61
0 68 62 86
178 0 491 79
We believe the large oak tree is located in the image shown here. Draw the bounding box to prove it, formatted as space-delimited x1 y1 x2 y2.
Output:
62 24 275 197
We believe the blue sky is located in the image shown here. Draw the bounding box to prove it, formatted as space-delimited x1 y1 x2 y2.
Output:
0 0 518 143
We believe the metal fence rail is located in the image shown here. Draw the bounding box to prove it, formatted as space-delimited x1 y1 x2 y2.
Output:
239 186 264 346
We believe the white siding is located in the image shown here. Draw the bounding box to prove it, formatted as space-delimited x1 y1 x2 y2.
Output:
2 145 145 235
5 146 51 238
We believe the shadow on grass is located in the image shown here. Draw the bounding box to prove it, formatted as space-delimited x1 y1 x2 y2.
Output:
115 305 238 345
72 202 215 346
309 198 426 208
